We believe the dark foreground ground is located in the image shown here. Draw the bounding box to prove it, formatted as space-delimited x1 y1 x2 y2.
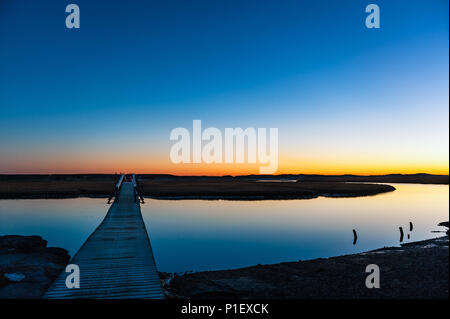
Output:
0 236 69 298
164 233 449 299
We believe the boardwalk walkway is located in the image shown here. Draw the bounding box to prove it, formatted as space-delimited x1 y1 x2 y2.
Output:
45 182 164 298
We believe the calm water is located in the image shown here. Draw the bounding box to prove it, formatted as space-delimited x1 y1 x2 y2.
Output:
0 184 448 272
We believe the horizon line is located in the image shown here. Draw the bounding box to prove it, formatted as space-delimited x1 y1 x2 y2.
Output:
1 172 448 177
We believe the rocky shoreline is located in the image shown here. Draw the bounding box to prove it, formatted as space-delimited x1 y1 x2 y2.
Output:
0 236 70 299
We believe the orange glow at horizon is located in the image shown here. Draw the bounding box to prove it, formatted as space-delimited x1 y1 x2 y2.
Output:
1 153 448 176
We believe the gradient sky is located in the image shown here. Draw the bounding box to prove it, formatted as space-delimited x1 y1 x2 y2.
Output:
0 0 448 175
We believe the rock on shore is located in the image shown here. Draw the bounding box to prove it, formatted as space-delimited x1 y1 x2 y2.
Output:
0 235 70 298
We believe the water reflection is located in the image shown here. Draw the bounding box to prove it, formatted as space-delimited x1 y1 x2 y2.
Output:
0 184 448 273
141 184 448 272
0 198 107 255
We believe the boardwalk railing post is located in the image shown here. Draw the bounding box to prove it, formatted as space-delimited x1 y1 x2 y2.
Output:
113 174 125 203
132 174 142 203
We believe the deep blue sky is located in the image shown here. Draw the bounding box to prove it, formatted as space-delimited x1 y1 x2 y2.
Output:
0 0 448 174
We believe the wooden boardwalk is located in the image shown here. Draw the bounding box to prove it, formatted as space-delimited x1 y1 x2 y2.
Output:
45 181 164 299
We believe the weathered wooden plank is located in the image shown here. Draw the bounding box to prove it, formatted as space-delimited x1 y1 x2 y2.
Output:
44 182 164 299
